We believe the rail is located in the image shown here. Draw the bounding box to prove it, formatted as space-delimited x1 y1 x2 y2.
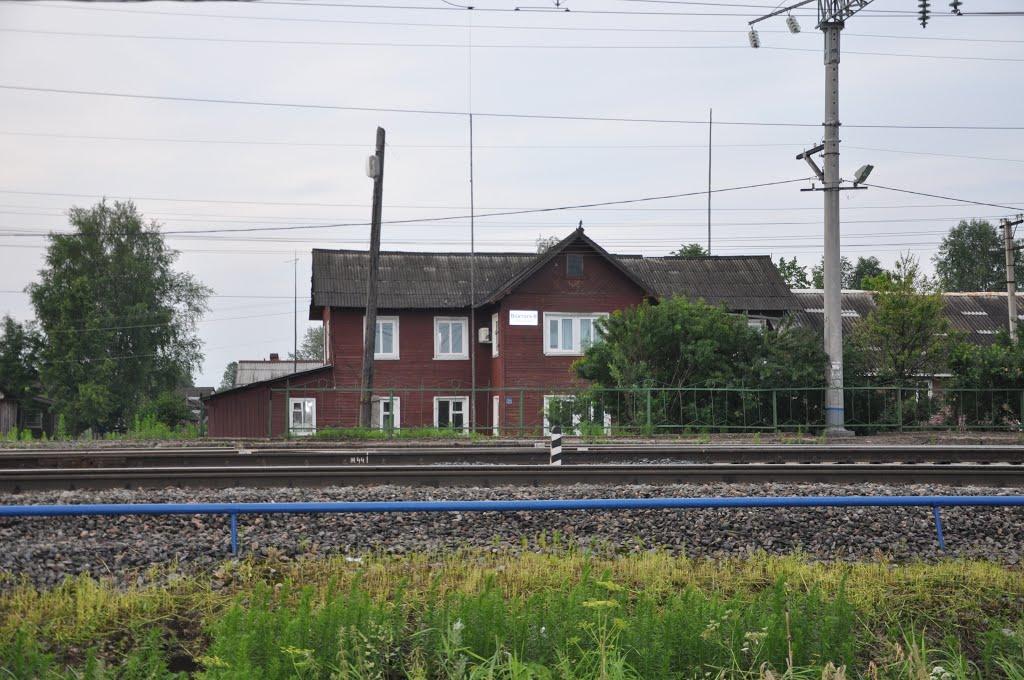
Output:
2 495 1022 555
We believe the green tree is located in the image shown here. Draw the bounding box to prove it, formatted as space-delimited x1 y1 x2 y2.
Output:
219 361 238 390
0 315 42 405
933 219 1020 292
535 235 561 253
574 296 824 389
775 257 810 289
849 256 886 290
671 243 709 257
846 254 958 385
289 326 324 361
28 201 210 433
811 256 854 289
137 390 191 428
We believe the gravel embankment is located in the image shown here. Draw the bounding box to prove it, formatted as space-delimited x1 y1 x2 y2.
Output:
2 483 1023 587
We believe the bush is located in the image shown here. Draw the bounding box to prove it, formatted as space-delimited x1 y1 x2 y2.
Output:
136 390 191 429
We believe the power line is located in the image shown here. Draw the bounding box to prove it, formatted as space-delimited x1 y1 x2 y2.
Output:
0 130 811 150
4 130 1019 166
861 184 1024 213
3 84 1022 130
157 177 815 235
10 2 1013 42
5 26 1023 61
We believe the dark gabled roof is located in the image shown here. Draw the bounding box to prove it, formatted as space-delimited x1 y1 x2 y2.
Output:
791 290 1024 346
203 364 333 401
620 255 800 311
479 228 656 305
310 249 534 313
310 228 798 316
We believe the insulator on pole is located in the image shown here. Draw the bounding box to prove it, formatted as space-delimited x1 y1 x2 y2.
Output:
786 14 801 34
919 0 931 27
949 0 962 15
748 28 761 48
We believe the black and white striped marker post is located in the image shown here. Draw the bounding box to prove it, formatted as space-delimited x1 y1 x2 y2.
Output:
549 425 562 466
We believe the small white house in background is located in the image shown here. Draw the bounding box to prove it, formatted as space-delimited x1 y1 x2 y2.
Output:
229 354 324 389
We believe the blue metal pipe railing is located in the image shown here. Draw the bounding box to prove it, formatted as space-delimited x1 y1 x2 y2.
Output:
2 496 1023 555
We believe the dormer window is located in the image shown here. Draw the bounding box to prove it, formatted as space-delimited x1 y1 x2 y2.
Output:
567 253 584 278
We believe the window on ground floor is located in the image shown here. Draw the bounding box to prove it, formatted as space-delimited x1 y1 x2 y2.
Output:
543 395 611 436
434 396 469 433
289 398 316 436
371 396 401 430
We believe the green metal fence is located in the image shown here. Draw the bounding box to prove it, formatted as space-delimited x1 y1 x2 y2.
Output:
267 385 1024 438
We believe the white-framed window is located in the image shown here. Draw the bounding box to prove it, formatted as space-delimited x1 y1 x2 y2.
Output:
365 316 399 360
434 316 469 360
371 396 401 430
746 317 768 331
491 312 500 358
543 395 611 436
289 398 316 436
434 396 469 433
543 312 607 356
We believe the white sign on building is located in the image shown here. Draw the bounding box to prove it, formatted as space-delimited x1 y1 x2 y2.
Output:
509 310 538 326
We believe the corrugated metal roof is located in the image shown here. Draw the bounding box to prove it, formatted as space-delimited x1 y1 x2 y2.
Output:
234 360 325 387
791 290 1024 345
311 233 798 313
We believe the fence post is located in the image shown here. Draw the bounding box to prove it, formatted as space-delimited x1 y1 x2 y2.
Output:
897 387 903 432
284 385 291 439
549 425 562 465
388 391 395 439
645 388 652 434
772 390 778 433
518 390 524 438
931 505 946 551
229 512 239 556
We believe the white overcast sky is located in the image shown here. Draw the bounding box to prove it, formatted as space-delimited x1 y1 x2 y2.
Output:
0 0 1021 387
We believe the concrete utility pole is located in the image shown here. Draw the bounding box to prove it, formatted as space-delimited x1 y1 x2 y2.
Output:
1004 215 1024 341
820 17 847 435
750 0 878 436
359 127 386 428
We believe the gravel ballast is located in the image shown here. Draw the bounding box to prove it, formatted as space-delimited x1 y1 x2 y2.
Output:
2 483 1023 587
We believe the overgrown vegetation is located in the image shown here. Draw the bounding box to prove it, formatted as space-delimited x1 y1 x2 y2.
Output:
2 553 1023 678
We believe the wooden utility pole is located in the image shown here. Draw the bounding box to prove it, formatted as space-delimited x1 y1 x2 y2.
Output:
1003 215 1024 342
359 127 386 427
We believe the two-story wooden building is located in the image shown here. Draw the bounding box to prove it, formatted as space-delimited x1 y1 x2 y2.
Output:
204 228 798 437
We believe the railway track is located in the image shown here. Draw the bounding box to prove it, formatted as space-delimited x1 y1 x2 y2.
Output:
2 444 1024 469
2 462 1024 491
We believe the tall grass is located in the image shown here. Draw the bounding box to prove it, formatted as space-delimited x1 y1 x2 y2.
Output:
2 553 1023 678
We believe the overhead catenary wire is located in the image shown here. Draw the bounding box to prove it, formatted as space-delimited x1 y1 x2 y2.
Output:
2 84 1022 130
5 130 1022 165
9 2 1016 41
3 27 1022 61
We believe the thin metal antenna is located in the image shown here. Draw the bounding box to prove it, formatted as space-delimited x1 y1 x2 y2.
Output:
468 13 477 434
707 107 712 254
292 251 297 374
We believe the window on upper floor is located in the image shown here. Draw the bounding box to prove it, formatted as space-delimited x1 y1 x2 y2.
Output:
566 253 584 278
369 316 399 360
434 316 469 360
543 312 607 356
